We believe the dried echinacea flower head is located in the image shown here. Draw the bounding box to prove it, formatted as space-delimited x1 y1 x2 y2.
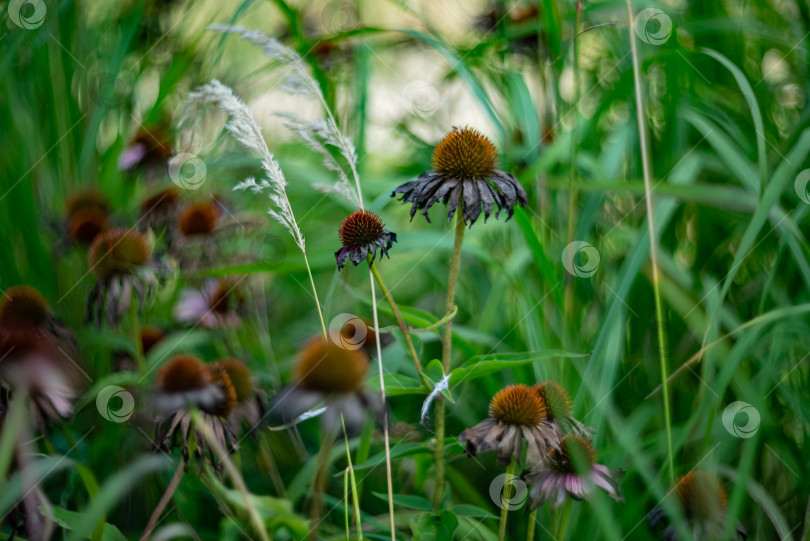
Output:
392 126 527 226
335 210 397 271
459 383 557 467
86 228 156 326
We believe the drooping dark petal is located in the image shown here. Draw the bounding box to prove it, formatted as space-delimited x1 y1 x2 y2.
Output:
462 178 482 226
422 178 460 214
392 172 444 221
348 244 369 267
446 182 463 222
488 174 518 218
335 247 350 271
477 179 496 222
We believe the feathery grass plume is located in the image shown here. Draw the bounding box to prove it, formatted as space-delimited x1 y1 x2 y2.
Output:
182 80 305 251
208 24 363 207
180 79 327 336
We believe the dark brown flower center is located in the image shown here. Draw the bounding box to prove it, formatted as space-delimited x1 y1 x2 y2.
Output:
534 381 572 420
205 363 237 417
0 286 49 327
432 126 499 180
674 471 728 521
294 336 369 393
550 434 596 474
216 359 253 402
157 355 211 393
140 325 165 355
338 210 386 249
69 206 109 244
88 228 151 278
179 201 219 236
141 187 179 215
488 384 546 426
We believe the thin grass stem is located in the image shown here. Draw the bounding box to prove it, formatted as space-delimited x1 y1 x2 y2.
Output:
498 459 517 541
626 0 674 484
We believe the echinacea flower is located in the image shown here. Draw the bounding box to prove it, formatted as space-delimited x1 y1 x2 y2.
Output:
173 279 243 328
459 384 558 467
86 228 157 326
392 126 528 226
154 355 240 468
213 358 265 434
272 335 382 433
118 126 173 180
335 210 397 271
63 189 109 246
526 434 624 510
179 200 221 238
648 470 747 540
139 186 180 234
534 380 593 438
0 286 80 430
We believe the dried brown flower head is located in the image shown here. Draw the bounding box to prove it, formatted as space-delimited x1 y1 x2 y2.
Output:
335 210 397 271
293 336 369 393
179 201 219 237
157 355 212 393
205 363 237 418
0 286 49 327
88 228 151 278
489 384 546 426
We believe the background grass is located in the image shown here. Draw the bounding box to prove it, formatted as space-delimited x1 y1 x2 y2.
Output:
1 0 809 539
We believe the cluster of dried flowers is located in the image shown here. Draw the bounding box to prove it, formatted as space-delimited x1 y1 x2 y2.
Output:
461 382 624 510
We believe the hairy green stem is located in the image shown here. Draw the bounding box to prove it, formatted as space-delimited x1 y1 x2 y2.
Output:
498 460 517 541
369 261 431 391
626 0 674 483
433 208 466 510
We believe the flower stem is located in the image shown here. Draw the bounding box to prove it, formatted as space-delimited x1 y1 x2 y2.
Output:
526 508 537 541
129 297 145 375
369 261 431 391
189 411 270 541
626 0 674 483
141 457 185 541
308 429 334 541
302 250 328 339
367 266 397 541
498 459 517 541
553 499 573 540
433 207 466 510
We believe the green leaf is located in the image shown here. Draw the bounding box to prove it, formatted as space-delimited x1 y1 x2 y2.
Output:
373 492 433 511
45 507 127 541
409 511 459 541
367 373 427 396
450 350 588 386
215 477 309 537
449 504 497 519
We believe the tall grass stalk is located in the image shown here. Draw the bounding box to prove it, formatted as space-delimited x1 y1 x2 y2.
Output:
434 207 466 509
341 416 363 540
626 0 674 483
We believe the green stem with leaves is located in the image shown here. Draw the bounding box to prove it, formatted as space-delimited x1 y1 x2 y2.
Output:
433 208 466 510
369 261 431 391
626 0 674 483
498 459 517 541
